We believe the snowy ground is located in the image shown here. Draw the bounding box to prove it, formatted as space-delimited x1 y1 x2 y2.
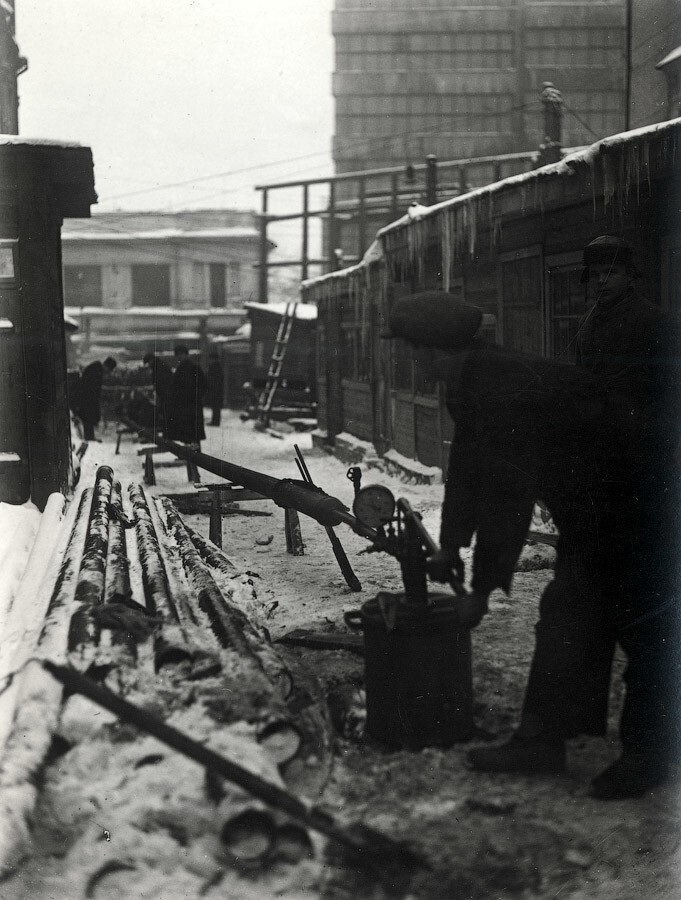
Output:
2 410 680 898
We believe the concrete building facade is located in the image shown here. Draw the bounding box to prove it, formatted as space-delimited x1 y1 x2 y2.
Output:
61 209 268 361
332 0 680 176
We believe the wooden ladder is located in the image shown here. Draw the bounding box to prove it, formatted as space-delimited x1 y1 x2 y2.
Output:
256 301 298 425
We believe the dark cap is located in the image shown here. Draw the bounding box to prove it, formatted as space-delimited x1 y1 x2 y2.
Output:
143 352 154 365
581 235 638 282
103 356 117 370
383 291 483 350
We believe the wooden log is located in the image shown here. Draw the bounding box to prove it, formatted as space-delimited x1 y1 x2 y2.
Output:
128 483 179 623
183 522 237 573
41 663 423 868
0 490 91 875
104 480 133 606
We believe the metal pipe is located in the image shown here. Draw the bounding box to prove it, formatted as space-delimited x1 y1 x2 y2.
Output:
152 436 376 537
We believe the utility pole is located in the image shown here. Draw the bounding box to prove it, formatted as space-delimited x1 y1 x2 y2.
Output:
624 0 633 130
537 82 563 167
425 155 438 206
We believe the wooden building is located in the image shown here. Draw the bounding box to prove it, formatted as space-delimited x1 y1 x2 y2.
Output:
245 302 318 412
0 136 96 508
304 117 681 475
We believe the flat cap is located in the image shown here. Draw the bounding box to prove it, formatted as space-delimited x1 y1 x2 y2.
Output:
581 235 638 282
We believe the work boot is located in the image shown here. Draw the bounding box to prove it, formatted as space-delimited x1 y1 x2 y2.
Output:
589 752 672 800
468 734 566 774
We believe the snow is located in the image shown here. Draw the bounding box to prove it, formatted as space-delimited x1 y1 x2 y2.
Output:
0 412 678 897
244 301 318 320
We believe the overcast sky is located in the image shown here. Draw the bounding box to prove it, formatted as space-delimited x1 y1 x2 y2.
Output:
16 1 335 216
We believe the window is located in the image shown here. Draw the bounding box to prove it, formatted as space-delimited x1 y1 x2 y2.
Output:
500 250 543 355
131 264 170 307
661 234 681 316
228 262 241 298
209 263 226 308
545 255 587 363
63 265 102 306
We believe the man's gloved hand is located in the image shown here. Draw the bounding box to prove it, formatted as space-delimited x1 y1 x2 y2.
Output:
455 591 489 629
426 548 464 584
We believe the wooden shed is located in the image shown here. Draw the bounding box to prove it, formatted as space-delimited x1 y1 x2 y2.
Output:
303 118 681 475
245 301 318 408
0 136 96 508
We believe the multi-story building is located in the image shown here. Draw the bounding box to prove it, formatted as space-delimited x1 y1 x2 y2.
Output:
61 209 269 361
332 0 679 176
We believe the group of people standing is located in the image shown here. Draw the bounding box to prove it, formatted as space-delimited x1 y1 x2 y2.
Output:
74 346 224 445
143 346 224 445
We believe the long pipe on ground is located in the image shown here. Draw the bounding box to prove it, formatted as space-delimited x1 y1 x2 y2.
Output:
151 436 377 540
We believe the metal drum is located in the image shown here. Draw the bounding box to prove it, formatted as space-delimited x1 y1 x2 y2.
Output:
346 591 473 749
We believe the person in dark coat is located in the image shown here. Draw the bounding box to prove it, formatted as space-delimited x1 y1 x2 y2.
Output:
205 351 225 427
167 345 208 446
143 352 173 433
454 236 681 800
389 247 681 800
76 356 117 440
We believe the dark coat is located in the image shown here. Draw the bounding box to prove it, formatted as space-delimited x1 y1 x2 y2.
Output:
76 361 104 426
206 360 224 408
151 358 173 404
167 358 208 443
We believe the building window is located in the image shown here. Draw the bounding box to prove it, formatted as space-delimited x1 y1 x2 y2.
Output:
500 250 543 356
545 256 586 363
131 264 170 307
209 263 226 308
228 262 241 298
63 265 103 306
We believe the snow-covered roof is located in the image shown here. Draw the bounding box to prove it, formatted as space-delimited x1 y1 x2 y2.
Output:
301 239 384 290
244 301 317 320
61 227 259 242
64 306 246 318
379 117 681 240
0 134 84 148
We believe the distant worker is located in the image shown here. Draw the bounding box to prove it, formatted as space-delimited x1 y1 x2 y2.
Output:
76 356 117 441
143 351 173 433
167 345 208 447
206 351 225 427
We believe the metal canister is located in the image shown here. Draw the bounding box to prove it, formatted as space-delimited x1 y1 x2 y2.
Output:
346 591 473 749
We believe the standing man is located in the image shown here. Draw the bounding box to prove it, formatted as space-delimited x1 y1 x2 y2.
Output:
465 236 681 799
143 351 173 434
206 351 225 427
167 345 208 448
76 356 117 441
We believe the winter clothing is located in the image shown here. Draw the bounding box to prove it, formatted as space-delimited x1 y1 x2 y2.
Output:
76 359 116 439
444 280 681 791
167 356 208 444
206 357 224 426
144 355 173 432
